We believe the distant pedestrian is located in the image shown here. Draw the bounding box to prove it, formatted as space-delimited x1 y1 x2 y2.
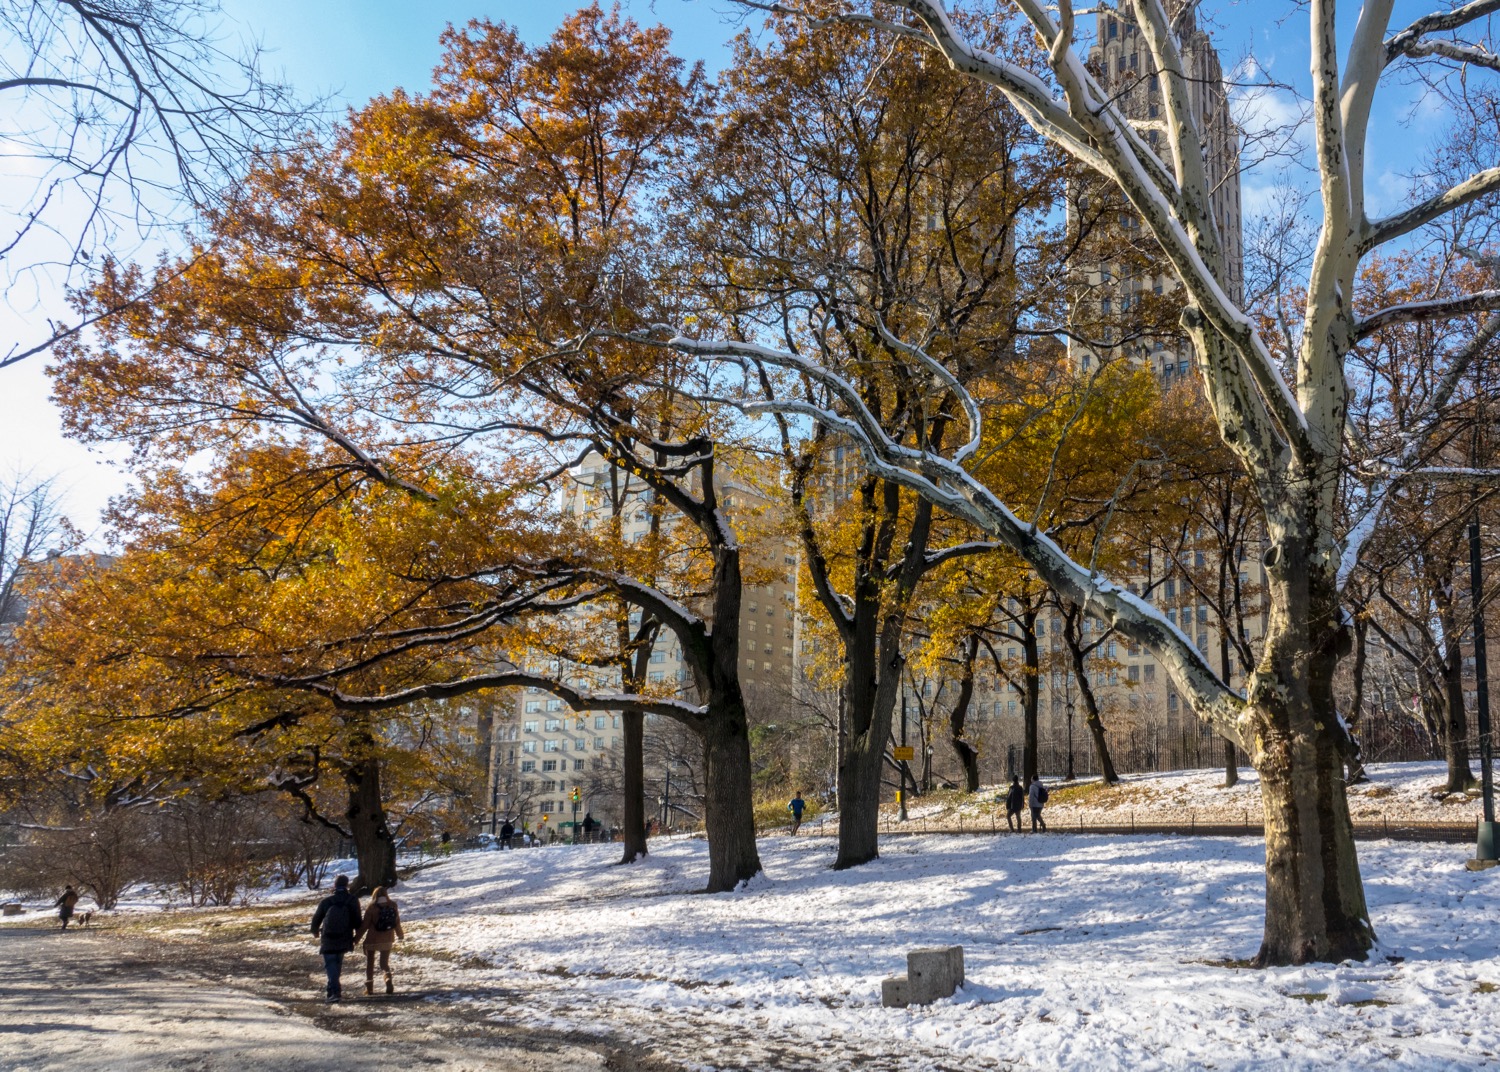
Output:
310 874 362 1003
1004 776 1025 832
356 885 405 996
582 812 597 840
788 791 806 835
1028 776 1049 832
53 885 79 930
500 820 514 850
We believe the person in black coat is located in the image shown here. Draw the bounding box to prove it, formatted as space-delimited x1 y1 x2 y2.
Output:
1004 776 1026 832
310 874 363 1003
499 820 515 850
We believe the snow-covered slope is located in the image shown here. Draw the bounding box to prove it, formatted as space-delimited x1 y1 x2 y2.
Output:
377 831 1499 1070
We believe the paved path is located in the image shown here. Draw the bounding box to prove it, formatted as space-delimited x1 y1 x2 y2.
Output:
0 923 659 1072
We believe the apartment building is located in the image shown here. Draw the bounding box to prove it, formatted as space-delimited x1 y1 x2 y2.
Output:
489 453 800 830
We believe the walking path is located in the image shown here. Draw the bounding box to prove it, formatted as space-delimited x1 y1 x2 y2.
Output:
0 923 643 1072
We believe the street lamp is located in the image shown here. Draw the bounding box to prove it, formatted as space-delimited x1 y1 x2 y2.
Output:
1064 670 1076 782
898 687 910 822
1469 514 1497 868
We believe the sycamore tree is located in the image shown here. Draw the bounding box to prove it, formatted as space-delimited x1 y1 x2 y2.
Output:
673 0 1500 964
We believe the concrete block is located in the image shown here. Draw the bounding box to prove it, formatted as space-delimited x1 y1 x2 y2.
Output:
1 903 21 916
881 975 912 1008
907 945 964 1004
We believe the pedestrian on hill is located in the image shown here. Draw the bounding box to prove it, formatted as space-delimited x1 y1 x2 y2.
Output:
1028 776 1049 832
53 885 79 930
500 820 514 850
310 874 362 1003
356 885 405 996
1004 776 1026 832
788 791 806 835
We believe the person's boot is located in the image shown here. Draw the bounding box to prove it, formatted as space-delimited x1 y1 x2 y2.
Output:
385 973 394 995
365 977 374 996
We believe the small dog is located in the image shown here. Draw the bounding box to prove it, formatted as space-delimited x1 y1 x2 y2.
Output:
75 910 93 929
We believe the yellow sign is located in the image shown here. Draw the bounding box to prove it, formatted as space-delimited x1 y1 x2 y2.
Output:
893 746 915 762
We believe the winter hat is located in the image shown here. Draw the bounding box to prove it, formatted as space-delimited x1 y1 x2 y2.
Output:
334 874 349 889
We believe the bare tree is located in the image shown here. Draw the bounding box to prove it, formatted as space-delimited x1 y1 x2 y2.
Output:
1 0 305 366
0 469 67 629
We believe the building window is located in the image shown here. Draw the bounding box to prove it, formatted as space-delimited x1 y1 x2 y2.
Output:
594 737 605 748
649 670 664 682
574 759 585 771
575 738 586 750
594 715 606 729
522 741 537 754
543 740 559 752
542 780 557 792
1144 666 1156 684
521 760 536 772
524 701 541 713
542 760 558 772
523 720 538 733
544 718 561 732
1128 666 1139 683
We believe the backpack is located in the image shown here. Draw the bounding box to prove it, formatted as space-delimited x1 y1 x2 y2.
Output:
1038 784 1050 804
375 902 398 933
322 898 353 939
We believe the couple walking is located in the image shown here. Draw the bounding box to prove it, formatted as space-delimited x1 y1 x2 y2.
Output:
309 875 406 1003
1003 775 1050 832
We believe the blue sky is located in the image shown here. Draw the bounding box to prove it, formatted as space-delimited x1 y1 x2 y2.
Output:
0 1 1462 537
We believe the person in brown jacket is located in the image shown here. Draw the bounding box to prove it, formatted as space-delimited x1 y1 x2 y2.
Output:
53 885 79 930
355 885 404 995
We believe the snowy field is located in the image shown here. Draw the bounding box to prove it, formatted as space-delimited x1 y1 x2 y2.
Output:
868 760 1487 831
290 831 1500 1071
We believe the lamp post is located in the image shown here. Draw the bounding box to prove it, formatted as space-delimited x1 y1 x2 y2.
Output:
898 688 911 822
570 786 582 845
661 763 672 832
1469 514 1497 868
1064 670 1076 782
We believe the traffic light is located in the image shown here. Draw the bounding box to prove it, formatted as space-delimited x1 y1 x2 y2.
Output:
542 814 549 822
571 787 581 804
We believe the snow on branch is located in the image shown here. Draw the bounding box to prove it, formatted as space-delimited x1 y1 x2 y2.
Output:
1385 0 1500 61
1354 289 1500 339
1402 37 1500 71
658 331 1249 749
1362 166 1500 253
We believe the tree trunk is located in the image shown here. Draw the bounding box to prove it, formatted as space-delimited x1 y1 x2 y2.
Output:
1255 711 1372 965
1066 609 1119 784
835 639 899 869
1249 562 1374 966
948 635 981 792
618 709 648 864
699 694 763 892
1439 597 1477 792
344 744 396 892
1220 556 1240 788
1022 612 1040 784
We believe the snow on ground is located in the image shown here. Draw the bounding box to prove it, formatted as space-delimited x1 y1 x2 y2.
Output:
863 760 1487 831
293 831 1500 1071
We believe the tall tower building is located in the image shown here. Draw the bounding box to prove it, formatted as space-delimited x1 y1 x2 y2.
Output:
1070 2 1245 380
